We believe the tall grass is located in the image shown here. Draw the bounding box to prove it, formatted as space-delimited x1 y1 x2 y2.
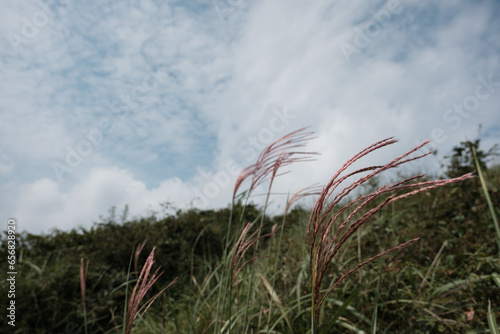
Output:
214 127 317 333
471 144 500 333
208 129 473 333
471 144 500 252
306 137 472 330
79 258 90 334
75 128 492 333
79 242 177 334
124 246 177 334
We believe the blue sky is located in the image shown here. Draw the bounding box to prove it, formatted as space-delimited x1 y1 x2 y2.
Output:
1 0 499 234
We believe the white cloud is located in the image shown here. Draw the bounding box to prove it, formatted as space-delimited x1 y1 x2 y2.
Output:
1 0 499 234
12 167 204 234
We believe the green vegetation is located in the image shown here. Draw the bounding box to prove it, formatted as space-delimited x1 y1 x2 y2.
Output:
1 132 499 333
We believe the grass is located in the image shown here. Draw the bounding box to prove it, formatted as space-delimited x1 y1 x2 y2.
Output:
306 137 472 331
1 128 499 333
123 247 177 334
472 144 500 252
472 144 500 334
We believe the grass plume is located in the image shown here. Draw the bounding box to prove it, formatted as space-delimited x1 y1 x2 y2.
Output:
79 258 90 334
307 138 473 329
231 222 276 284
233 127 317 200
124 247 177 334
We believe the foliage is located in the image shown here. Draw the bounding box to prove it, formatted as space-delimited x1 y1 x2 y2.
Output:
445 138 499 178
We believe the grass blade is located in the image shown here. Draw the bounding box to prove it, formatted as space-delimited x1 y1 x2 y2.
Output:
488 300 500 334
492 273 500 289
371 274 381 334
471 145 500 252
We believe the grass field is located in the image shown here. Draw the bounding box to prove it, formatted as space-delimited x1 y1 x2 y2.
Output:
1 130 499 333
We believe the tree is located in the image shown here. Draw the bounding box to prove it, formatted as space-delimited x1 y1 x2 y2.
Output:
445 138 499 178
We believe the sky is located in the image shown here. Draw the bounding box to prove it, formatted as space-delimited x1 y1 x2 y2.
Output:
1 0 499 235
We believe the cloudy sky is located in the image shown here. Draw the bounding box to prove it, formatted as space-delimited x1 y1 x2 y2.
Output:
1 0 499 234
